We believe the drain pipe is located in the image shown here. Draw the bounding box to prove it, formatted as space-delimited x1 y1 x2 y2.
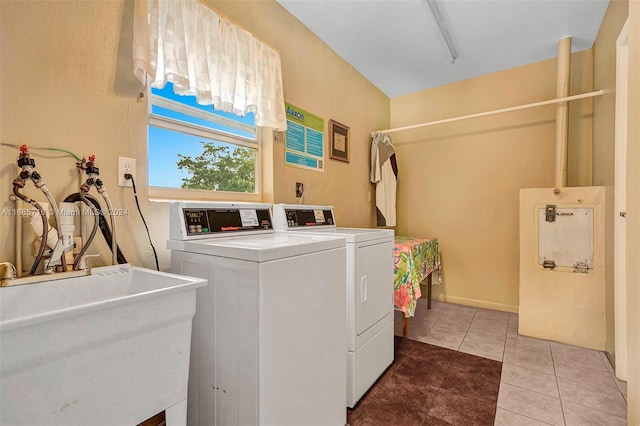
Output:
555 37 571 189
12 195 22 277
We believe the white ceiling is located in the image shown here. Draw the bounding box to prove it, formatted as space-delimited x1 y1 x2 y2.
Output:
276 0 610 98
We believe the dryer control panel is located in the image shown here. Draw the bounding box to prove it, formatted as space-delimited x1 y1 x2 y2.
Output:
170 202 273 240
272 204 336 231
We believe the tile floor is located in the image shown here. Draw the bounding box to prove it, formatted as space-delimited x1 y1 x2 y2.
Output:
350 298 628 425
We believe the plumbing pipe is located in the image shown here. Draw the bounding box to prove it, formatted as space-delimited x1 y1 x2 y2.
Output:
59 202 76 266
5 144 82 276
62 193 128 264
29 203 58 250
12 187 47 276
555 37 571 189
11 195 23 278
36 181 67 271
77 168 84 250
98 188 118 266
74 154 122 267
12 145 50 276
73 191 99 270
73 155 102 269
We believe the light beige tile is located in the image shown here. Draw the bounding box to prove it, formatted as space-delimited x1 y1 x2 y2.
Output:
493 408 553 426
598 355 628 397
465 327 507 343
404 316 437 340
557 376 627 418
459 328 506 361
468 317 508 336
506 329 518 338
500 363 559 398
413 307 441 320
503 344 555 375
554 360 619 390
508 312 519 326
500 363 560 398
562 400 627 426
615 376 628 396
497 383 564 426
507 314 519 337
550 341 605 367
506 334 551 353
459 335 505 361
419 325 465 350
432 317 472 333
412 306 443 321
415 298 446 313
475 308 510 322
443 303 477 318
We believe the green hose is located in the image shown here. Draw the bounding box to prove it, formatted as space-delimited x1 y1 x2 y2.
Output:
44 147 82 161
1 142 81 161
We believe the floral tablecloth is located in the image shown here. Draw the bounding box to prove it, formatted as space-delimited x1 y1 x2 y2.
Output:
393 236 442 317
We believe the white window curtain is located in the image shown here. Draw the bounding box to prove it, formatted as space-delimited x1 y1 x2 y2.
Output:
133 0 287 131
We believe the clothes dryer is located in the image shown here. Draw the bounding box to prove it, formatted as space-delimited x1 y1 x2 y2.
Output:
168 202 347 426
272 204 394 407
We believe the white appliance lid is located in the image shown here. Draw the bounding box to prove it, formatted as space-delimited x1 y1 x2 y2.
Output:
322 227 394 243
167 232 346 262
272 204 393 243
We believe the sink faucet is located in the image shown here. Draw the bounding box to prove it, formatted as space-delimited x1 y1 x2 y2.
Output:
1 262 17 280
77 253 101 271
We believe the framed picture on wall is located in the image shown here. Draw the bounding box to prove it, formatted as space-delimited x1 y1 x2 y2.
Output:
329 120 350 163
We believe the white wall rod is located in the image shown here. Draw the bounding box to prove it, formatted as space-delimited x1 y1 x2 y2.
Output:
373 90 603 136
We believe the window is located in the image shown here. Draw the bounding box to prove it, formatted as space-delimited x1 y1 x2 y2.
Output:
148 82 259 199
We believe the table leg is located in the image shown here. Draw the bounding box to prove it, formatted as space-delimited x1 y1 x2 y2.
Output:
402 316 407 337
427 272 432 309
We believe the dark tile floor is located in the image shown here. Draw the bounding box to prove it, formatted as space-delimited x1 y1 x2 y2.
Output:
347 336 502 426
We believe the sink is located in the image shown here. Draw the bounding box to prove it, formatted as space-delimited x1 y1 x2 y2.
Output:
0 264 207 425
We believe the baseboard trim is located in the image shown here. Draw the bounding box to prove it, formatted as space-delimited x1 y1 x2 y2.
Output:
432 294 518 313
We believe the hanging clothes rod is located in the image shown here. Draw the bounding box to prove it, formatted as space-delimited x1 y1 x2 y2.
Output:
372 89 604 136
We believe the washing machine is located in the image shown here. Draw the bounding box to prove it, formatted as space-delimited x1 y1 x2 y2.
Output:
167 202 347 426
272 204 394 407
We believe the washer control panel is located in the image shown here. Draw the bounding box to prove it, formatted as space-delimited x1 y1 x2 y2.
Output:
170 202 273 240
268 204 339 232
282 208 334 228
183 208 272 235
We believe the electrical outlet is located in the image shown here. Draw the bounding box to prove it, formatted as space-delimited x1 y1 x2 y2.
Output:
118 156 136 187
295 182 304 197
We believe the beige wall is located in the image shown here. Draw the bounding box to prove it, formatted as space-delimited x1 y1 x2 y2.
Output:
592 0 629 373
390 51 594 312
0 0 389 273
623 0 640 421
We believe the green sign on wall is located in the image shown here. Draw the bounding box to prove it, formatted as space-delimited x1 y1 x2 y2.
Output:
284 102 324 172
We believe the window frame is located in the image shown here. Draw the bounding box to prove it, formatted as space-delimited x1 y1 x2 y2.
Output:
146 87 262 202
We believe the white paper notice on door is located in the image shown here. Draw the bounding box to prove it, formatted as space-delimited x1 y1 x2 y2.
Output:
538 207 594 268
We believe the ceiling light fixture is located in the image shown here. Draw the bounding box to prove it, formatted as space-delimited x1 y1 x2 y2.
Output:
423 0 457 64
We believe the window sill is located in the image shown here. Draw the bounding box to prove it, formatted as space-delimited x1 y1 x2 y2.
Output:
148 186 262 203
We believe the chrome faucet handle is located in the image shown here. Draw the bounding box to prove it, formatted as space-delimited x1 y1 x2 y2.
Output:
78 252 102 270
44 238 66 273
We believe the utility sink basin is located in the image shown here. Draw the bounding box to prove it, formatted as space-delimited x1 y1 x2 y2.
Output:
0 264 207 426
